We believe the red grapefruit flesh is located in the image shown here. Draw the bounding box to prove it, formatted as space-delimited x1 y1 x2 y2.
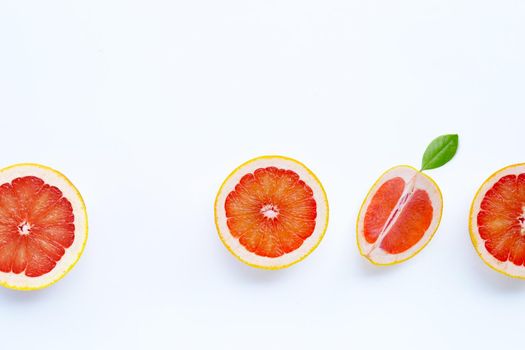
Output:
215 156 328 269
363 177 405 244
470 164 525 278
0 164 87 290
357 166 443 265
225 167 317 258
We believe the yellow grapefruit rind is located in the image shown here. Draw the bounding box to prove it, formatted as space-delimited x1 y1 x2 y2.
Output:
469 163 525 280
214 155 329 270
0 163 88 291
356 165 443 266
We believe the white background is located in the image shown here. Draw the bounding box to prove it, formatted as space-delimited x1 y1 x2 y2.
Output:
1 1 524 349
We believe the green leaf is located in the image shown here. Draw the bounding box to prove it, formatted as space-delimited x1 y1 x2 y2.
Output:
421 134 459 171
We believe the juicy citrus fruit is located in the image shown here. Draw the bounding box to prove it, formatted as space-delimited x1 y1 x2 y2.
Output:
470 163 525 279
0 164 88 290
214 155 329 269
357 165 443 265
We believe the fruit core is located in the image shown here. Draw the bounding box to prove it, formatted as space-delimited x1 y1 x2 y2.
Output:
18 221 31 236
261 204 279 219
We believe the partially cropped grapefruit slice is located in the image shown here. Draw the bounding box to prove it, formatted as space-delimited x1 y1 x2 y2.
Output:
214 156 329 269
0 164 87 290
470 164 525 279
357 166 443 265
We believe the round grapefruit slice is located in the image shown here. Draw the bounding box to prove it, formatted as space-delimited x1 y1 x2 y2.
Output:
470 164 525 279
214 156 329 269
0 163 88 290
357 165 443 265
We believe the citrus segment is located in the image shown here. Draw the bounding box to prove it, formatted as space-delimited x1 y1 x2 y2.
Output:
357 166 443 265
215 156 328 269
363 177 404 244
0 164 87 290
470 164 525 278
380 189 433 254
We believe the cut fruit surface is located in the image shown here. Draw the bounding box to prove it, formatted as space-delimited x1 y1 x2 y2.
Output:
357 165 443 265
214 156 328 269
470 163 525 278
0 164 87 290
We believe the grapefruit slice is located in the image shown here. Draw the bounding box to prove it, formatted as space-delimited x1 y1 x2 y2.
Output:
0 163 88 290
214 155 329 269
357 165 443 265
470 164 525 279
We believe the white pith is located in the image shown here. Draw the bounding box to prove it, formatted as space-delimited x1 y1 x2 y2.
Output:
357 166 443 265
470 164 525 278
0 164 88 289
215 156 328 269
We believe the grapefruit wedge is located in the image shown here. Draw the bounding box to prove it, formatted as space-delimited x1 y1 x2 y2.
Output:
357 166 443 265
214 156 329 269
470 164 525 279
0 164 87 290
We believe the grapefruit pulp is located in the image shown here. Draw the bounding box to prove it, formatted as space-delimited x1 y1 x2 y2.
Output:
470 163 525 278
214 156 329 269
357 166 443 265
0 164 87 290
